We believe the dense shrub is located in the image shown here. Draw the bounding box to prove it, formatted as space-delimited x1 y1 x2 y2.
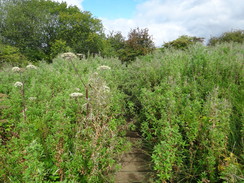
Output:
118 28 155 63
0 43 28 67
118 43 243 182
0 43 243 182
162 35 204 50
208 30 244 46
0 56 129 182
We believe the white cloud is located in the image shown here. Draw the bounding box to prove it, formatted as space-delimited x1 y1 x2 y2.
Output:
52 0 84 10
102 0 244 46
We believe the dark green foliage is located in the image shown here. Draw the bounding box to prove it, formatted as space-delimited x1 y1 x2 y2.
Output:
118 28 155 63
50 39 70 59
104 31 126 57
208 30 244 46
162 35 204 50
0 33 243 182
0 42 28 66
107 31 125 51
0 0 105 62
117 43 243 182
0 56 129 182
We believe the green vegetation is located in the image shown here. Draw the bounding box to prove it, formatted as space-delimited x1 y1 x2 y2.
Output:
0 0 104 62
118 28 155 63
0 56 129 182
208 30 244 46
1 43 243 182
162 35 204 50
0 1 155 64
0 0 244 182
121 43 243 182
0 42 28 66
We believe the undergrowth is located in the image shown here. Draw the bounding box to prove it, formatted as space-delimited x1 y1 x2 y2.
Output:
0 43 243 182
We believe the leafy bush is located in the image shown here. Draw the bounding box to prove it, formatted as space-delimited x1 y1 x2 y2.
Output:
118 43 243 182
0 56 129 182
118 27 155 63
208 30 244 46
0 43 27 67
162 35 204 50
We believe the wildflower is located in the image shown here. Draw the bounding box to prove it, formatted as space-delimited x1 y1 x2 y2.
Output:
70 92 83 98
75 88 80 91
97 65 111 70
26 64 37 69
87 112 94 121
61 52 77 60
93 72 99 76
28 97 37 100
76 53 85 59
103 85 110 93
14 81 23 87
12 67 21 72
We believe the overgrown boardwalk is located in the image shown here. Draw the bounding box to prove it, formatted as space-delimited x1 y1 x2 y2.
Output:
115 131 153 183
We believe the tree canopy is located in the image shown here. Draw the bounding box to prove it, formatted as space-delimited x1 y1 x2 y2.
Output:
118 28 155 63
0 0 105 61
208 30 244 46
162 35 204 50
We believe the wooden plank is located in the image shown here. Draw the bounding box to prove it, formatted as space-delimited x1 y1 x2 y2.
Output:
119 161 151 172
115 171 152 182
121 153 150 162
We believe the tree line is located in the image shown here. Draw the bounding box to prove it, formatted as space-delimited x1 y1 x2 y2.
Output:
0 0 243 66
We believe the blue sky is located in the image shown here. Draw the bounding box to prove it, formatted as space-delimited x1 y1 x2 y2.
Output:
83 0 142 19
54 0 244 46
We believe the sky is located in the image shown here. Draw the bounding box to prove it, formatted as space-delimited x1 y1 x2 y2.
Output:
54 0 244 46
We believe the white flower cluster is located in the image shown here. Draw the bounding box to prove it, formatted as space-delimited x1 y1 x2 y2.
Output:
28 97 37 100
103 85 110 93
26 64 37 69
12 67 21 72
61 52 77 60
70 92 83 98
14 81 23 87
97 65 111 70
76 53 85 59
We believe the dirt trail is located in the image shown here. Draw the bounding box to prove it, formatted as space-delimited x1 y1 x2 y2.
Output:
114 131 153 183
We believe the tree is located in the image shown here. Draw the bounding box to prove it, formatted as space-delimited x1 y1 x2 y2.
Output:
0 0 105 61
0 42 27 66
162 35 204 50
208 30 244 46
104 31 125 57
57 10 104 56
119 28 155 63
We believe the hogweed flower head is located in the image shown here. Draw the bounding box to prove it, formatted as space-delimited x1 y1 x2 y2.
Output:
26 64 37 69
12 67 21 72
97 65 111 70
14 81 23 88
70 92 83 98
28 97 37 100
61 52 77 60
103 85 110 93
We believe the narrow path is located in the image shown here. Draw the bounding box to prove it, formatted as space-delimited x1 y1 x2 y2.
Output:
115 131 153 183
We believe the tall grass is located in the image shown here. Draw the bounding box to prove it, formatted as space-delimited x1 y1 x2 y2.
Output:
0 56 129 182
0 43 243 182
119 43 243 182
